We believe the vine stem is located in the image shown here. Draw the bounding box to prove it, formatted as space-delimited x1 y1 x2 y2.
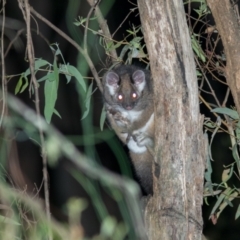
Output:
17 0 52 239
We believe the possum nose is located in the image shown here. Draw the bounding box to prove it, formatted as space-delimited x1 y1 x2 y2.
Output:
124 104 134 110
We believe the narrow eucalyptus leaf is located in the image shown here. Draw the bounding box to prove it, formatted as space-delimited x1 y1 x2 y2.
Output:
0 215 20 226
217 191 238 219
221 168 231 183
37 74 49 83
24 58 50 77
34 58 50 70
53 109 62 119
209 117 221 161
20 76 29 93
66 65 86 92
209 188 231 218
235 204 240 220
212 107 239 120
236 120 240 140
55 48 62 56
232 143 240 170
81 82 93 120
119 45 130 60
15 76 23 95
100 106 107 131
44 72 58 124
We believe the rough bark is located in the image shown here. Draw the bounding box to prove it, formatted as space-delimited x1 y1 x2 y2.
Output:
206 0 240 114
138 1 205 239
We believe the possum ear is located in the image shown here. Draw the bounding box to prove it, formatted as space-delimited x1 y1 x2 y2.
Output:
106 72 119 86
105 72 119 95
132 70 146 92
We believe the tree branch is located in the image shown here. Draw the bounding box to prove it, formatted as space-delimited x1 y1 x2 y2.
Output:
206 0 240 114
138 0 205 239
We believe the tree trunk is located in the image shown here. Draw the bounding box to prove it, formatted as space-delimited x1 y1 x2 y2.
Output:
138 1 206 239
206 0 240 114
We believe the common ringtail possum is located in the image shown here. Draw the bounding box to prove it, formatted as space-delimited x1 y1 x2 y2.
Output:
103 65 154 195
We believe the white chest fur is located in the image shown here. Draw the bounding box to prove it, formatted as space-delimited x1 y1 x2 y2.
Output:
127 110 142 122
120 109 143 123
127 113 154 153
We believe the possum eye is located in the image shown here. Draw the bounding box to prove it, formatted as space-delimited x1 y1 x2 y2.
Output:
118 94 123 100
132 92 137 99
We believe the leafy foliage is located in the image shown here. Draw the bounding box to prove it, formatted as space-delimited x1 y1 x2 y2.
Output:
186 0 240 227
15 44 87 123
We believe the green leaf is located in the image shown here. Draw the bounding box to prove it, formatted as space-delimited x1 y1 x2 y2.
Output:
235 204 240 220
119 45 130 60
20 76 29 93
196 70 202 76
59 64 72 83
53 108 62 119
55 48 62 56
35 58 50 70
211 107 239 120
191 35 206 62
221 167 233 183
81 82 93 120
44 69 59 124
66 65 86 91
204 133 213 194
0 215 20 226
37 74 49 83
217 191 238 219
45 135 63 166
108 42 122 51
204 120 215 128
15 75 23 94
106 41 114 50
126 30 134 34
24 58 50 77
53 56 59 82
236 120 240 140
232 143 240 170
210 187 231 218
15 74 29 94
208 117 221 161
73 21 81 26
100 216 117 237
74 16 97 26
100 106 107 131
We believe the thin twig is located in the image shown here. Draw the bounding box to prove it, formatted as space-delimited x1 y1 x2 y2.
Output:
222 88 240 176
24 2 52 239
17 0 52 239
83 1 98 51
30 6 103 92
0 0 7 128
199 94 228 130
222 87 231 108
112 8 136 37
4 28 25 57
5 27 51 58
86 0 118 61
195 55 222 107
